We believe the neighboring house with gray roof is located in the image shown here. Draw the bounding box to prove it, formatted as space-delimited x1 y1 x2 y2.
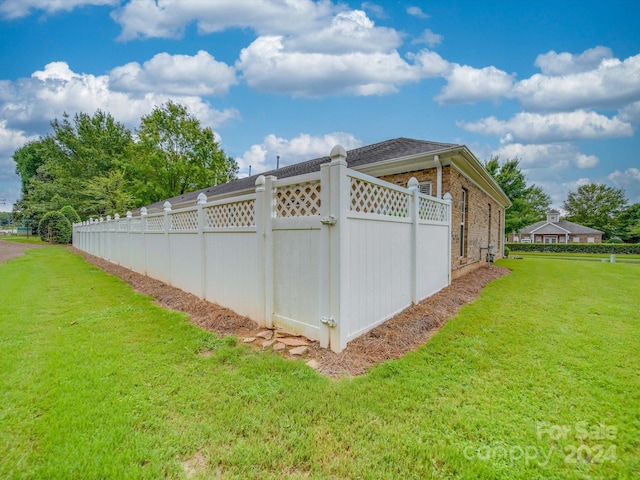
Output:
144 137 511 279
509 210 603 244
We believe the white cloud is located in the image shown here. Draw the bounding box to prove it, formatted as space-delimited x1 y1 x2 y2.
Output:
436 64 514 104
514 52 640 111
237 36 443 97
608 167 640 202
111 0 334 41
0 120 40 210
618 100 640 123
0 0 118 19
406 6 429 18
109 50 237 96
239 132 362 174
460 110 633 143
412 29 443 47
574 154 599 169
534 46 613 75
361 2 387 19
0 61 239 134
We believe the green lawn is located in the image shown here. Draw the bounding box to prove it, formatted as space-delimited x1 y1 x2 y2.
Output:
1 248 638 479
510 251 640 263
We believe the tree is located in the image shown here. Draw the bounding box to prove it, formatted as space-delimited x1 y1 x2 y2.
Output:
60 205 81 225
132 101 238 205
615 203 640 243
13 110 134 220
38 211 72 244
485 157 551 233
562 183 627 238
83 170 137 216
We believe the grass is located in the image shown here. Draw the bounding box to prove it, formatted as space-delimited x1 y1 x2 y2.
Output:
2 236 46 244
1 247 638 479
510 251 640 263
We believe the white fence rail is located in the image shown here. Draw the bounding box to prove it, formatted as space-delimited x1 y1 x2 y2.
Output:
73 148 451 352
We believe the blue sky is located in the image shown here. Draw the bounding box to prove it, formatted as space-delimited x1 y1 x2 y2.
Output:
1 0 639 212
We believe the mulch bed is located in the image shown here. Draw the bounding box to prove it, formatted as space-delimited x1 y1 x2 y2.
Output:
70 246 510 377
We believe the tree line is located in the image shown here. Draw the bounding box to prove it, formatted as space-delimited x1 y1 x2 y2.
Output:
486 158 639 243
13 101 238 223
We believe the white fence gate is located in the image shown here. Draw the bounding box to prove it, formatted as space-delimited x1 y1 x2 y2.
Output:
73 146 451 352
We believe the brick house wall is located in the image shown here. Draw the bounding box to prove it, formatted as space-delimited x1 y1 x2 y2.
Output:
380 165 504 279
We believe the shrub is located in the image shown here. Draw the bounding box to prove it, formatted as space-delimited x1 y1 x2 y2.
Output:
60 205 81 225
38 211 72 244
505 242 640 255
605 237 623 244
503 246 510 258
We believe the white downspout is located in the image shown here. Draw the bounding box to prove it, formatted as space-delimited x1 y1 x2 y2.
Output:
434 154 442 198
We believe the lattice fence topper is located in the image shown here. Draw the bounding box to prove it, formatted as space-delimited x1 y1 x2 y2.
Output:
145 215 165 232
350 177 410 217
170 210 199 231
204 200 256 228
129 218 142 232
419 197 449 222
275 181 321 218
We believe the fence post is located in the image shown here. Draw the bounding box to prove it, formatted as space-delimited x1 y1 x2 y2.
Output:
163 201 172 286
318 162 331 349
408 177 419 304
443 192 452 285
197 193 207 300
255 175 276 328
328 145 349 352
140 207 148 276
113 213 120 265
126 211 132 270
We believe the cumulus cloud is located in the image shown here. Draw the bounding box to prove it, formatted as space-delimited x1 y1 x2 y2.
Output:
237 36 445 97
460 110 633 143
608 167 640 202
436 65 514 105
514 52 640 111
618 100 640 123
412 29 443 47
0 0 118 19
534 46 613 75
0 61 239 134
0 120 40 210
238 132 362 174
406 6 429 18
111 0 334 40
109 50 237 96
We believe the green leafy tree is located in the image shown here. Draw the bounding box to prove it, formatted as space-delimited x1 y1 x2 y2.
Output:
13 110 134 220
38 211 72 244
562 183 627 238
132 101 238 205
83 170 137 216
615 203 640 243
485 157 551 233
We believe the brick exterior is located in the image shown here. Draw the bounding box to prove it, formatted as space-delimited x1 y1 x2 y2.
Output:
380 165 505 279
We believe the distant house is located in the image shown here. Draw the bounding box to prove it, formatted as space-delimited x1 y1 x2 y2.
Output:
509 210 603 244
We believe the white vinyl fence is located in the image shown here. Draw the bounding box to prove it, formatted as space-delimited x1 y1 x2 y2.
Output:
73 146 451 352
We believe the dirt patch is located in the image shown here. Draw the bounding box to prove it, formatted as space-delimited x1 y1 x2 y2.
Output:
70 247 509 377
0 239 46 264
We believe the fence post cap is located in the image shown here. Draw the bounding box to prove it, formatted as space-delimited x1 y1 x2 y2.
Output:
196 192 207 205
126 211 132 218
330 144 347 160
114 213 120 220
408 177 419 191
140 207 148 216
443 192 452 202
106 215 112 221
163 201 172 212
99 217 104 222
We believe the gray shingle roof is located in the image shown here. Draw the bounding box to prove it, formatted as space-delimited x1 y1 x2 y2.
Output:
144 137 459 212
522 220 603 235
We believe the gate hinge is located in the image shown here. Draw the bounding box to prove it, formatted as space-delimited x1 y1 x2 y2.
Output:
320 215 337 226
320 316 337 328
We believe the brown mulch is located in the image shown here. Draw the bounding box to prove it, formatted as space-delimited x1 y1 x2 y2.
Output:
70 246 509 377
0 239 46 264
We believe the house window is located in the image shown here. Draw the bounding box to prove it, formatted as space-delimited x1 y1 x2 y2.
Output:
419 181 432 196
587 237 595 243
460 187 468 257
573 236 580 243
544 236 557 244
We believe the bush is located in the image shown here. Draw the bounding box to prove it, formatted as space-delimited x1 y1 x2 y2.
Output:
504 246 510 258
38 211 72 244
60 205 81 225
505 242 640 255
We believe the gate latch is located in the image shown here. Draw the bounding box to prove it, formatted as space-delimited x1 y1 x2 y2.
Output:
320 215 337 226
